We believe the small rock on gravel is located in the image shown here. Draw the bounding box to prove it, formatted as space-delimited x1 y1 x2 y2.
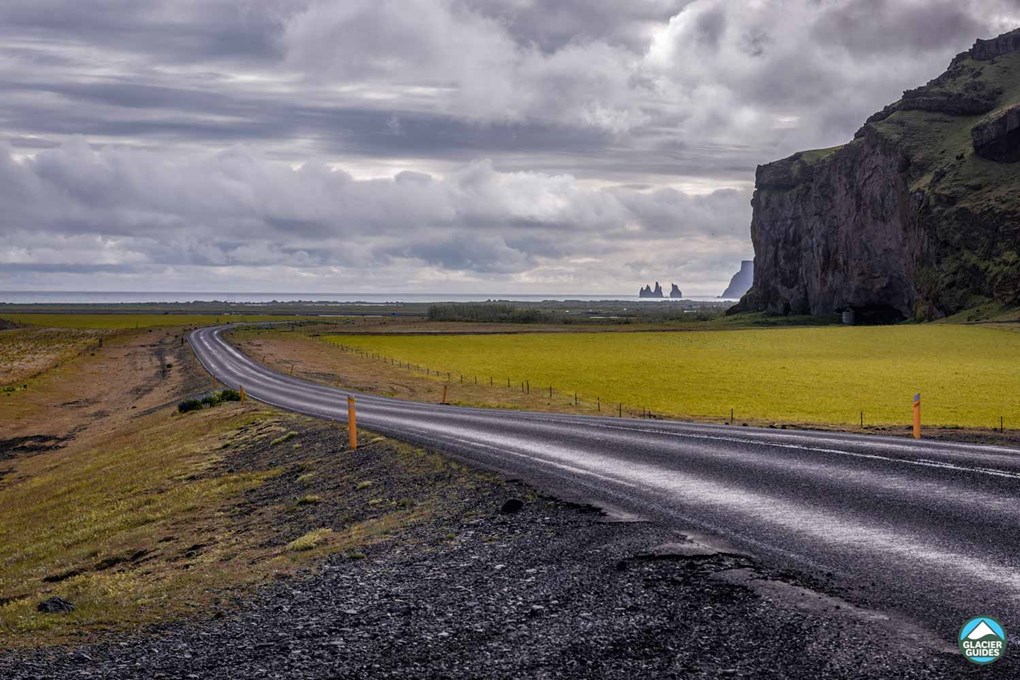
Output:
499 498 524 514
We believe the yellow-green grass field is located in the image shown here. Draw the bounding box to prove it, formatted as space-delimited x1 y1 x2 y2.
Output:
326 326 1020 429
0 313 323 330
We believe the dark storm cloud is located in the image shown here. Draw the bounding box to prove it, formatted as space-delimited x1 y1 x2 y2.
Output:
1 0 1018 294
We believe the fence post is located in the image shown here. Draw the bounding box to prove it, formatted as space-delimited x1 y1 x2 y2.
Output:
912 393 922 439
347 396 358 450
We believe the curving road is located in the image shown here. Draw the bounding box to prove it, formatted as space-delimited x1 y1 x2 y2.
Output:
190 325 1020 643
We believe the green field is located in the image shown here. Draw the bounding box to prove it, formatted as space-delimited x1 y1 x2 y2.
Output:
0 313 322 330
326 326 1020 429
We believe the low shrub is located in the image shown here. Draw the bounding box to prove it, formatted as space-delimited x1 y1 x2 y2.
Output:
177 399 203 414
178 389 242 414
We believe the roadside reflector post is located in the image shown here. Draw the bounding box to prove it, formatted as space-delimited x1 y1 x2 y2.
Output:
618 402 622 418
239 384 246 403
347 396 358 450
912 393 922 440
442 384 448 404
210 375 216 390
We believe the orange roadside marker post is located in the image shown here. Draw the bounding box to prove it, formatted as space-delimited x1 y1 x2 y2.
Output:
347 396 358 450
912 392 922 439
239 384 246 403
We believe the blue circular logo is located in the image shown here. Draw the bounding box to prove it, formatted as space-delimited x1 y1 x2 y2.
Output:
959 616 1007 665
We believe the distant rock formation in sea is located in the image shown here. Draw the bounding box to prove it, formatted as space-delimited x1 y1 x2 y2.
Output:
721 261 753 298
669 283 683 298
639 282 664 298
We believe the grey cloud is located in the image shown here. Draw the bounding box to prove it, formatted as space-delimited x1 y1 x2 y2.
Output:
0 143 751 293
1 1 1018 295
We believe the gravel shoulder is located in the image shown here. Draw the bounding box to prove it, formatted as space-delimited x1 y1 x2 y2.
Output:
0 414 987 679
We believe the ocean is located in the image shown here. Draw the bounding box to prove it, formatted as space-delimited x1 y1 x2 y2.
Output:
0 292 737 304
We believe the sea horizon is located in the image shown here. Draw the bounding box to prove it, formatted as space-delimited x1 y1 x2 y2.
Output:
0 291 739 305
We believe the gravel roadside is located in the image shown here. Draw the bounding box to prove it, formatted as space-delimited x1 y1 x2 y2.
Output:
0 418 988 679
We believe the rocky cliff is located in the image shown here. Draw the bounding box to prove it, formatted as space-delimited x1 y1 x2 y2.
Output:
735 27 1020 320
721 261 754 299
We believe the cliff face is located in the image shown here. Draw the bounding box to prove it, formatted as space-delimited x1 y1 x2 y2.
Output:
721 261 754 299
737 27 1020 320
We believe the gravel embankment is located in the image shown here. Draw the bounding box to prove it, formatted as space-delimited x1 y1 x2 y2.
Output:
0 418 984 679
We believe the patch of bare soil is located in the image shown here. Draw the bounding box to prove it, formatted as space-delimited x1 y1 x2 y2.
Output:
0 328 208 486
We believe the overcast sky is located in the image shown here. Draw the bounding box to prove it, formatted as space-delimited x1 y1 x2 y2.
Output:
2 0 1018 296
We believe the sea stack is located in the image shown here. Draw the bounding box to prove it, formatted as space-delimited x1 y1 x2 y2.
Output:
669 283 683 299
639 282 665 298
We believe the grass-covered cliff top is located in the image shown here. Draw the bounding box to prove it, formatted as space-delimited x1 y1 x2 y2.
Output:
867 50 1020 200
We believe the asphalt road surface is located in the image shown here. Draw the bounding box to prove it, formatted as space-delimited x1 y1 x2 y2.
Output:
190 326 1020 645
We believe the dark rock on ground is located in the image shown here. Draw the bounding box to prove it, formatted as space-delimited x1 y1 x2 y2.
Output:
36 596 75 614
499 498 524 514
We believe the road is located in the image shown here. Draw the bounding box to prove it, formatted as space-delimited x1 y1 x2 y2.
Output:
190 325 1020 643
